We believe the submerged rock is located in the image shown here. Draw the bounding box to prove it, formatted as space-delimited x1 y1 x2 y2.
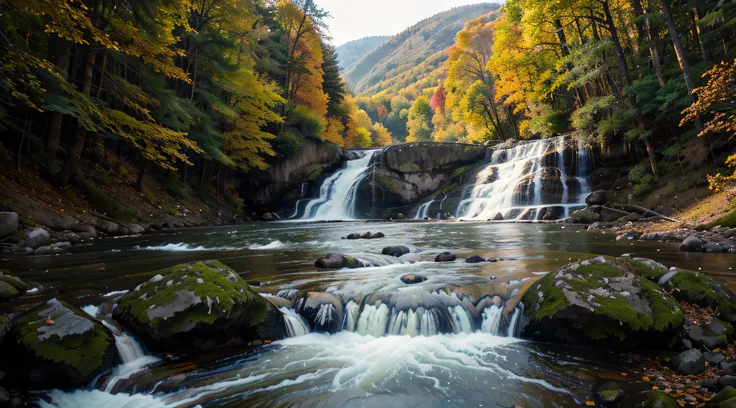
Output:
680 235 705 252
382 246 410 257
465 255 486 264
2 299 118 389
346 232 385 240
521 257 684 349
400 274 427 284
435 252 456 262
113 260 284 351
594 382 625 405
315 253 365 269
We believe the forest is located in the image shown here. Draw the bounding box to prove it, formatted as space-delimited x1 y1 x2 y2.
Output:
0 0 390 200
354 0 736 194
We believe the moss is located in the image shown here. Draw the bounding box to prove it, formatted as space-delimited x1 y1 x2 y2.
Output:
707 387 736 408
599 390 620 400
451 165 473 178
308 168 323 181
116 260 268 334
431 183 458 199
702 208 736 229
14 300 113 377
0 275 31 291
375 174 396 192
523 259 682 342
713 318 735 337
619 259 669 282
668 270 721 306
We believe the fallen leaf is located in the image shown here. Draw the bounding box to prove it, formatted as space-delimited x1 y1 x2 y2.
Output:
585 401 595 406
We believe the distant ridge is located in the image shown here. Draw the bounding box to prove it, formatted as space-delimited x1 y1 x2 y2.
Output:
343 3 501 96
336 36 391 72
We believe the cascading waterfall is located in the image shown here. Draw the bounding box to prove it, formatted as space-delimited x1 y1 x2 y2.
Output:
338 300 520 338
100 321 160 392
299 150 378 221
281 307 311 337
456 135 592 221
414 200 433 219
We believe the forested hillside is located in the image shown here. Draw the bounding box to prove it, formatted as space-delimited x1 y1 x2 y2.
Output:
0 0 392 222
336 36 391 71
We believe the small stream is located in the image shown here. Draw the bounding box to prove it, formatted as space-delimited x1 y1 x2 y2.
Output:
2 221 734 407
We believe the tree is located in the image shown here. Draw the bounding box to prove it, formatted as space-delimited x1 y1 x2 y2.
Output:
372 123 393 147
406 96 434 142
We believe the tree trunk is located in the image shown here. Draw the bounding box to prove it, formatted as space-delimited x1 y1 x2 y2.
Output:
661 0 703 131
44 40 72 170
632 0 666 87
692 7 713 66
136 159 147 191
602 0 631 88
56 48 97 186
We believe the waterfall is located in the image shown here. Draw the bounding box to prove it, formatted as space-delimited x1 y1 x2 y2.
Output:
576 138 592 202
481 305 504 335
281 307 311 337
457 135 592 221
101 321 160 393
355 303 390 337
448 305 472 334
414 200 433 219
300 151 378 221
289 199 309 219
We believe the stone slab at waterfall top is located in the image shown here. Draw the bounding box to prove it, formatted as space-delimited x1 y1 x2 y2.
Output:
113 260 284 351
521 257 684 349
2 299 119 389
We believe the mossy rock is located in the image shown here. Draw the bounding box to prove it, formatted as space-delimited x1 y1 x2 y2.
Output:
0 314 10 344
0 281 19 301
2 299 118 389
113 260 285 351
618 257 669 282
522 257 684 349
619 390 679 408
661 268 736 324
706 386 736 408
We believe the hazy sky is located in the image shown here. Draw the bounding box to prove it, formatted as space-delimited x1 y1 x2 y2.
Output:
315 0 499 46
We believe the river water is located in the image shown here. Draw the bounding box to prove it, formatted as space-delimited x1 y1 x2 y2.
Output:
2 221 734 407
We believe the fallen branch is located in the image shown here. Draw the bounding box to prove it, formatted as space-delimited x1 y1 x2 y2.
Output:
600 206 632 217
611 203 680 223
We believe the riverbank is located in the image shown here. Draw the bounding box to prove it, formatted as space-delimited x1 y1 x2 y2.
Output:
0 148 245 255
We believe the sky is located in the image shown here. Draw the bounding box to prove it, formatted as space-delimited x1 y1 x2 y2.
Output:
315 0 499 46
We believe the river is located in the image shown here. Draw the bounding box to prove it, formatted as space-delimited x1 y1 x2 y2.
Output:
2 221 734 407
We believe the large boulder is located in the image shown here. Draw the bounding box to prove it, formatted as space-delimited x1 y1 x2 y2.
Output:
315 253 365 269
659 268 736 324
113 260 285 351
435 252 457 262
0 212 19 239
294 292 343 333
585 190 607 206
11 228 50 249
521 257 684 349
2 299 119 389
707 387 736 408
569 208 601 224
0 281 18 302
670 348 706 374
618 257 669 282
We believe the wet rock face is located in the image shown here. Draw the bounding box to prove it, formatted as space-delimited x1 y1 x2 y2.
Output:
315 253 366 269
2 299 118 389
512 168 564 206
521 257 684 349
113 260 284 352
465 255 486 264
294 292 343 333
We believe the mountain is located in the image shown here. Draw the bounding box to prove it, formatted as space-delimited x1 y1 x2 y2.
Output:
343 3 501 96
336 36 391 71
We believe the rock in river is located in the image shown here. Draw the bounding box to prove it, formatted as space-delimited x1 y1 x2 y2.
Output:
521 257 684 349
315 253 365 269
680 235 705 252
2 299 119 389
0 212 18 239
585 190 607 206
670 348 706 375
435 252 457 262
659 268 736 324
400 274 427 284
113 260 285 351
465 255 486 264
11 228 50 249
382 246 410 257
